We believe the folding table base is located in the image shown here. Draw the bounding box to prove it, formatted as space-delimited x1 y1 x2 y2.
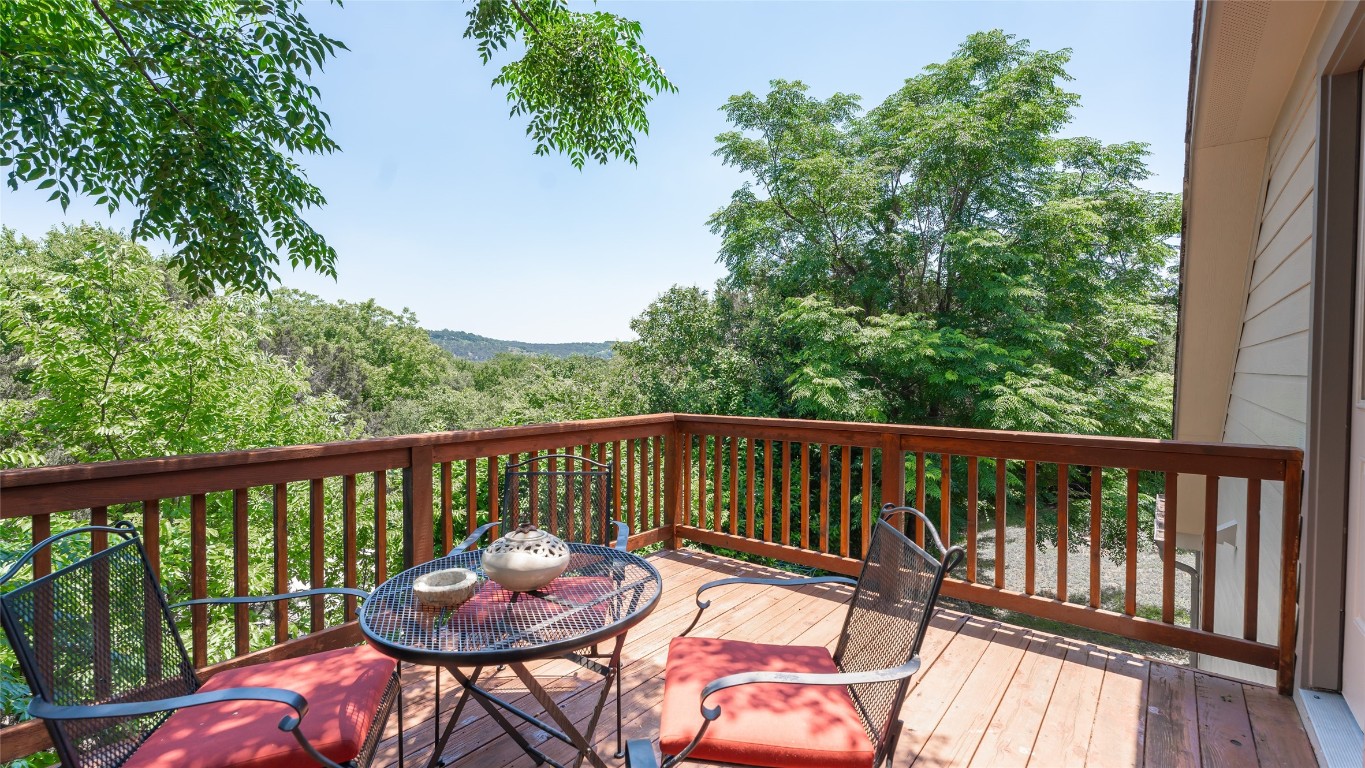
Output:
427 634 625 768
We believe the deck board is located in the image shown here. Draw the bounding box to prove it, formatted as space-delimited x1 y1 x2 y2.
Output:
374 548 1314 768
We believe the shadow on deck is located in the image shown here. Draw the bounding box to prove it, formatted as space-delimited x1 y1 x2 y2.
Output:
373 549 1313 768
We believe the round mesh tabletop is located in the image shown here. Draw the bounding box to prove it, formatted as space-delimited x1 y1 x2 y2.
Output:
359 544 662 665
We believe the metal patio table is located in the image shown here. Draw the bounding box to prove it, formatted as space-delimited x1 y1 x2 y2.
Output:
359 543 662 768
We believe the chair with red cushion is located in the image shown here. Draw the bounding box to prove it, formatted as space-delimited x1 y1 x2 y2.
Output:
0 521 402 768
627 505 964 768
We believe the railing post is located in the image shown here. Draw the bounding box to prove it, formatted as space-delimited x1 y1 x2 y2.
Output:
880 433 905 512
1277 457 1304 695
403 445 436 567
664 419 683 549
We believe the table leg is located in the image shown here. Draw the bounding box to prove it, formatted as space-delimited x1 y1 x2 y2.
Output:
427 665 483 768
509 635 624 768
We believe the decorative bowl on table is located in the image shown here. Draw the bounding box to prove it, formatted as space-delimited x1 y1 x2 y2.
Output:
413 567 479 608
483 524 571 592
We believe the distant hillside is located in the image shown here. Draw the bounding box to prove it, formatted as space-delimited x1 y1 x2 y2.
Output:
428 329 615 361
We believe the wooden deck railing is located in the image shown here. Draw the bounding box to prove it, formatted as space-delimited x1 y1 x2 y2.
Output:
0 413 1304 761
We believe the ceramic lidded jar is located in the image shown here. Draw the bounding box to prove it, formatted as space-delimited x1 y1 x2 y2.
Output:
482 524 571 592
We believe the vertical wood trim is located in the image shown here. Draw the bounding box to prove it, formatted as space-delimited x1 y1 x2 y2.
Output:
699 436 708 530
91 506 111 698
405 445 435 567
489 455 500 532
840 446 851 557
1057 463 1069 602
764 440 775 542
681 433 692 530
343 475 358 621
996 459 1008 588
860 447 872 557
190 493 208 666
713 437 724 533
664 427 683 549
966 457 978 583
729 436 739 536
32 514 50 577
940 453 953 543
1244 478 1261 641
233 489 251 654
747 438 757 540
142 498 160 580
654 436 664 530
914 452 927 545
1126 469 1139 616
465 458 478 541
1163 472 1179 624
141 499 162 683
272 484 288 644
640 439 651 538
1025 461 1036 595
613 441 623 529
800 442 811 550
819 444 830 552
627 438 638 531
1202 475 1220 633
1091 469 1103 608
879 434 903 508
781 442 793 545
1278 458 1303 695
374 471 388 585
309 479 325 633
582 444 593 542
440 462 453 554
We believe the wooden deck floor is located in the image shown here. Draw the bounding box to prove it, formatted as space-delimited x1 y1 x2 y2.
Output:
372 548 1315 768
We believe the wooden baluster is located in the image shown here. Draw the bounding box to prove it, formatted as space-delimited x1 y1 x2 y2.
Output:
190 493 208 666
639 439 649 537
995 460 1007 587
272 485 288 644
800 443 811 549
860 447 873 558
229 491 250 655
489 455 500 538
91 506 111 695
966 458 978 583
613 441 623 529
441 462 453 554
33 514 50 577
940 453 953 543
746 438 757 539
780 442 792 545
1201 477 1223 632
343 475 358 621
374 471 388 584
143 499 160 580
840 446 851 557
309 479 325 633
654 435 664 530
729 437 739 536
698 436 708 529
1278 458 1303 694
682 435 693 527
32 514 54 686
466 459 478 540
1090 468 1102 608
1025 461 1036 595
1162 472 1178 624
713 437 724 533
584 444 596 542
915 452 927 547
562 448 575 540
1126 469 1139 616
763 440 774 542
1244 478 1260 641
813 444 824 553
1057 464 1069 602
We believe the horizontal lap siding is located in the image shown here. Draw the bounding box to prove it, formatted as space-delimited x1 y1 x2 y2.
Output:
1209 84 1316 685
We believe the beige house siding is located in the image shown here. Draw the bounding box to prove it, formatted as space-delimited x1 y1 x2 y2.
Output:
1204 83 1318 684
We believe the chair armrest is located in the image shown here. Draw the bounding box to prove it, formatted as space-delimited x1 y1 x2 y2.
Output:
30 687 348 768
681 576 857 636
449 520 501 555
625 738 661 768
662 657 922 766
170 587 371 611
611 520 630 550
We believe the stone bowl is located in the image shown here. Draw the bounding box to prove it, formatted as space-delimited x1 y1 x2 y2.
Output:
412 567 479 608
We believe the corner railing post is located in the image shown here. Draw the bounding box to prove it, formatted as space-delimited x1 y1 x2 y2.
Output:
664 417 683 550
879 433 905 515
404 445 436 568
1277 456 1304 695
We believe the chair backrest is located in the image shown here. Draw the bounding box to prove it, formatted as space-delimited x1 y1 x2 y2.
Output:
0 522 198 768
832 506 964 762
499 453 617 545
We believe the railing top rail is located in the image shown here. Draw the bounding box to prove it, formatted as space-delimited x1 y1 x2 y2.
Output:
674 414 1304 462
0 414 676 490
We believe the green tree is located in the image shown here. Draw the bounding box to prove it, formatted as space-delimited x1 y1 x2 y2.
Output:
1 0 673 294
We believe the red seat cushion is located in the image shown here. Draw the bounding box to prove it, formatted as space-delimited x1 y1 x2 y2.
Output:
659 636 877 768
124 644 397 768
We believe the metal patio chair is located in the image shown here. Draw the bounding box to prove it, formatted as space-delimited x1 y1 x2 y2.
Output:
626 505 965 768
0 521 402 768
453 452 628 552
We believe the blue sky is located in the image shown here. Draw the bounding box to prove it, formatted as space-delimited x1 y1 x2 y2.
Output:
0 1 1194 342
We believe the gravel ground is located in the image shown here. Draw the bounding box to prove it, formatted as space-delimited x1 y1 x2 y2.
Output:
942 524 1198 663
